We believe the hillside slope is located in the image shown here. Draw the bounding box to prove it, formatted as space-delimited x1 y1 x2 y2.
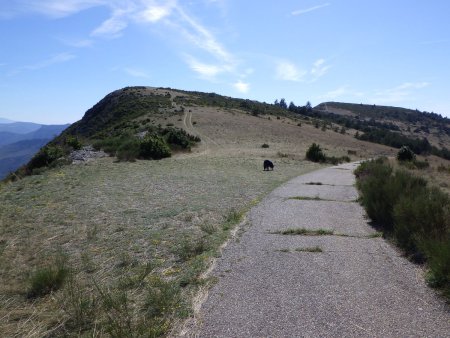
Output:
1 86 449 336
314 102 450 154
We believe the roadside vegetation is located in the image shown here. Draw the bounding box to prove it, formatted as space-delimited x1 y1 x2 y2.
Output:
305 143 351 164
355 157 450 298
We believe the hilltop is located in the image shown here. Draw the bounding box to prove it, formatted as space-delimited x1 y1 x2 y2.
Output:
1 86 449 336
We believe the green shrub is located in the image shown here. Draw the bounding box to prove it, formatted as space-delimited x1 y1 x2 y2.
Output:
27 256 69 298
27 145 66 172
139 135 171 160
93 135 128 154
397 145 416 161
65 135 82 150
355 159 394 228
164 128 190 149
422 238 450 290
116 138 140 162
394 187 448 258
356 160 450 297
306 143 326 162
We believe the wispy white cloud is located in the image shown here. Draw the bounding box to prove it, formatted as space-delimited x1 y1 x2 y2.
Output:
319 81 430 105
124 67 150 78
175 6 235 67
185 56 224 78
372 82 430 104
16 0 239 81
8 52 76 76
233 80 249 93
22 0 105 18
24 52 76 70
322 86 350 99
276 58 330 82
276 60 306 82
58 37 94 48
310 58 330 80
139 4 173 23
395 82 430 90
317 85 364 101
91 10 128 38
292 3 330 16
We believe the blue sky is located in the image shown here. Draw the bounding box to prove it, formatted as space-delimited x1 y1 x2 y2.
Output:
1 0 450 124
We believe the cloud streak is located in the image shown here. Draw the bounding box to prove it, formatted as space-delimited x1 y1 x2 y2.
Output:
276 58 330 82
310 58 330 81
24 52 76 70
276 61 306 82
22 0 105 18
372 82 430 104
16 0 242 85
124 67 150 78
319 81 430 104
185 56 225 78
292 3 330 16
233 80 249 93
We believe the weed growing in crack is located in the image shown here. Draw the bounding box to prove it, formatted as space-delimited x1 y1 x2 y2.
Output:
295 246 323 253
272 228 334 236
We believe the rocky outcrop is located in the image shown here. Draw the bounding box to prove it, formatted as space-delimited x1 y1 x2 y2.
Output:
70 145 108 164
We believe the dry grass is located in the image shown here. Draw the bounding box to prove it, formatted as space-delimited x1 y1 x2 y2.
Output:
0 135 319 336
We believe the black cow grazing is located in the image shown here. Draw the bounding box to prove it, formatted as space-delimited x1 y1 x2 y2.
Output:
263 160 274 171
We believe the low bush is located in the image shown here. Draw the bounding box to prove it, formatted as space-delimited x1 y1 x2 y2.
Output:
27 145 67 172
261 143 269 148
397 145 416 161
306 143 350 164
116 138 141 162
65 135 83 150
162 128 199 150
355 159 450 297
140 135 171 160
306 143 326 162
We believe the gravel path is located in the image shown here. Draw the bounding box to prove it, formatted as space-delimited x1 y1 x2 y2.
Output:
191 162 450 337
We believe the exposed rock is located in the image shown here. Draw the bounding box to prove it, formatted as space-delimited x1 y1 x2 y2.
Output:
70 145 108 164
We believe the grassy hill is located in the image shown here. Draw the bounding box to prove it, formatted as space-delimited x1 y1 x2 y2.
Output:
1 86 449 336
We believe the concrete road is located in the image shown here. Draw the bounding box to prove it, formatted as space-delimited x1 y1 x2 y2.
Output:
192 162 450 337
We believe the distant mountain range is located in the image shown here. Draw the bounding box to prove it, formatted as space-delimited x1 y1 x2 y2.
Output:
0 119 69 179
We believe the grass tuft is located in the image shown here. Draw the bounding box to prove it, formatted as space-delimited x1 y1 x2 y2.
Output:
273 228 333 236
367 232 383 238
27 255 69 298
295 246 323 253
289 196 323 201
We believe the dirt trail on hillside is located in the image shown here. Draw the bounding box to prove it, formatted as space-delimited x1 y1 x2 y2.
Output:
185 162 450 337
177 110 214 158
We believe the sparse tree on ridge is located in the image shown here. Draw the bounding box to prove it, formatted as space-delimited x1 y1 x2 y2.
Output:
289 101 296 112
306 101 312 112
